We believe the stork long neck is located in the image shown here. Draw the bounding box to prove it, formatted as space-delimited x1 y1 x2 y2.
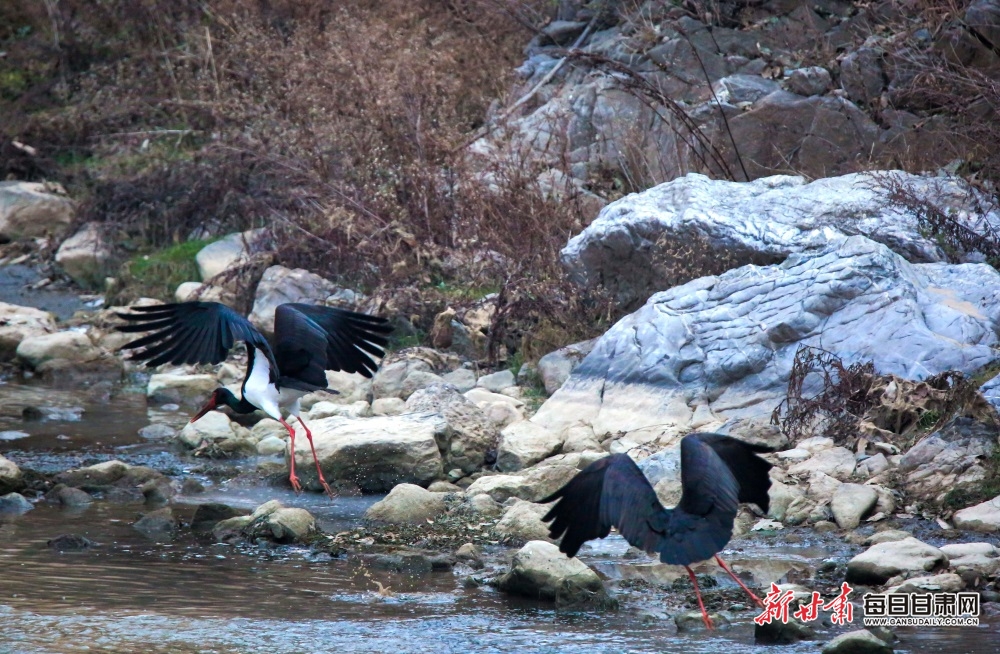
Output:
217 388 258 414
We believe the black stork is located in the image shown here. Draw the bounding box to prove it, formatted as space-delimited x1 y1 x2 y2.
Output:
542 432 773 630
116 301 392 496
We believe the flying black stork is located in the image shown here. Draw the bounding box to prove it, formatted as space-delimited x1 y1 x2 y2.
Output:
116 301 392 496
542 432 773 630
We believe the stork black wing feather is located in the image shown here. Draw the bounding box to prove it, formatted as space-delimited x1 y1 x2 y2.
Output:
115 301 276 369
274 304 392 384
693 433 774 512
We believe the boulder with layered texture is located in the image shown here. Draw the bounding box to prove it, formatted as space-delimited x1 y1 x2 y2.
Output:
533 237 1000 448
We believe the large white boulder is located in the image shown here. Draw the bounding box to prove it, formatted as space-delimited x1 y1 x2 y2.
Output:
364 483 447 524
195 228 269 281
249 265 365 336
55 222 112 287
533 237 1000 448
846 537 948 585
0 301 56 361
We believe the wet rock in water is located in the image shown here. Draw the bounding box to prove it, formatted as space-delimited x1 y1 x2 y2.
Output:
0 454 24 494
885 572 963 594
247 500 316 543
821 629 894 654
181 478 205 495
138 423 176 440
366 549 446 575
192 502 244 533
292 414 445 492
372 397 406 416
213 515 253 543
16 331 102 369
404 383 499 475
0 492 33 514
55 460 130 488
141 478 175 505
133 507 177 541
755 617 816 644
496 422 562 472
0 301 56 361
846 537 948 585
832 484 878 529
147 373 218 408
178 411 255 457
866 529 912 545
45 484 93 507
47 534 96 551
675 610 731 632
940 542 1000 577
952 494 1000 532
477 369 516 393
496 540 611 608
55 222 112 287
456 542 482 562
364 484 447 525
494 500 553 543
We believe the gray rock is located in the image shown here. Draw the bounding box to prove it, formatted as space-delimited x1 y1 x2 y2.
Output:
755 617 816 644
372 397 406 416
494 500 553 543
133 507 177 541
477 369 516 392
496 540 611 607
256 435 286 455
308 400 371 420
560 172 999 308
55 222 112 288
213 515 253 542
535 237 1000 446
372 358 445 401
786 66 832 96
939 542 1000 577
0 454 23 494
249 265 365 337
885 572 963 594
966 0 1000 51
195 228 268 281
840 48 884 105
497 421 562 472
465 474 530 503
247 500 316 543
138 423 176 440
404 384 499 474
676 610 731 632
146 373 218 407
55 460 130 487
191 503 243 533
0 492 32 514
846 537 948 585
47 534 96 551
821 629 894 654
177 412 254 455
952 494 1000 532
831 484 878 529
0 181 74 241
866 529 912 545
45 484 94 507
537 339 596 395
0 302 56 361
174 281 236 306
897 417 997 505
713 74 781 104
441 368 477 392
364 484 447 525
293 414 445 492
16 331 102 369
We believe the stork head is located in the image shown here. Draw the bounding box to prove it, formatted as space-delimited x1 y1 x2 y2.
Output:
191 388 240 423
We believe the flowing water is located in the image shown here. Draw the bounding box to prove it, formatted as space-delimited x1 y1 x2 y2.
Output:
1 381 998 653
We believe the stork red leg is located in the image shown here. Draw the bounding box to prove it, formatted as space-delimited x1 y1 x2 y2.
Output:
295 415 336 499
715 555 764 608
685 565 715 630
279 418 302 492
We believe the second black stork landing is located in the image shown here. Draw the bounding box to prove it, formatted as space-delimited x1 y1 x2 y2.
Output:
543 432 773 630
116 301 392 496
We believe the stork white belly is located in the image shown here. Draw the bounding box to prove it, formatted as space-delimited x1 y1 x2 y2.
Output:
243 347 282 420
278 387 307 418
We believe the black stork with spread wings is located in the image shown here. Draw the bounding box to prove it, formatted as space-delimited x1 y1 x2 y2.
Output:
116 301 392 496
542 432 773 630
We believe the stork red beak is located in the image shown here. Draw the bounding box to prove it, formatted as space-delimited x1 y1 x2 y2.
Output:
191 396 218 423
